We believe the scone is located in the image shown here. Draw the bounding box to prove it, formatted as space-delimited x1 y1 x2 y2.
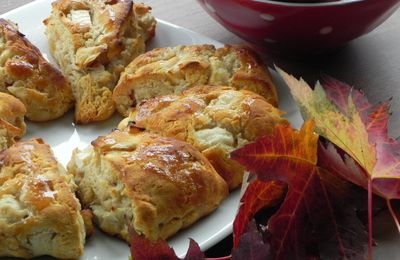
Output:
0 93 26 151
119 86 288 189
113 44 278 117
68 127 228 241
44 0 156 124
0 139 88 259
0 19 74 121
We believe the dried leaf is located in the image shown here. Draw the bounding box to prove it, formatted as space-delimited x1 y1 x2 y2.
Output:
233 180 286 248
232 220 270 260
183 239 205 260
231 122 368 259
130 231 179 260
277 68 400 257
277 69 400 200
129 227 206 260
231 121 318 180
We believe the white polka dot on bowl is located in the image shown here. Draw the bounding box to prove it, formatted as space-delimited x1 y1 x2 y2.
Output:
260 13 275 21
319 26 333 35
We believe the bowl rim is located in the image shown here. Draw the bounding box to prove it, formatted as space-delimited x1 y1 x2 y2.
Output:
251 0 365 7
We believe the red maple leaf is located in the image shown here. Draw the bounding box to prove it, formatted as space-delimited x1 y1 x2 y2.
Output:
130 230 180 260
231 121 368 259
231 220 270 260
233 180 286 248
130 229 208 260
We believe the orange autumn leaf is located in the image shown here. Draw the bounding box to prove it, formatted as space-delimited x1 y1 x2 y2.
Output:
231 121 318 180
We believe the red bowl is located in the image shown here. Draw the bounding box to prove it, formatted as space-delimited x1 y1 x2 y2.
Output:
197 0 400 54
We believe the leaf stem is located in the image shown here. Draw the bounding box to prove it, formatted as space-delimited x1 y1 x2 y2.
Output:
368 179 373 260
387 199 400 232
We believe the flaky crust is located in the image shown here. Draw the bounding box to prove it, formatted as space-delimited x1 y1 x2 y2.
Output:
0 139 86 259
44 0 156 123
113 44 278 117
0 93 26 151
68 128 228 241
119 86 288 189
0 19 74 122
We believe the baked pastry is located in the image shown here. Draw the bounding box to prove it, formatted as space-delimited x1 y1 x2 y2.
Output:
113 44 278 117
68 127 228 241
0 139 88 259
44 0 156 124
0 18 74 121
119 86 288 189
0 93 26 151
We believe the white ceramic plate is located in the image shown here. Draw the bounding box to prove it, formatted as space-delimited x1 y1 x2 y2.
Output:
1 0 398 259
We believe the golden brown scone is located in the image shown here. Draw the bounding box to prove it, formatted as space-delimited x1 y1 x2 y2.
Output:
113 44 278 117
0 19 74 122
0 139 88 259
44 0 156 124
134 3 156 42
0 93 26 151
68 127 228 241
119 86 288 189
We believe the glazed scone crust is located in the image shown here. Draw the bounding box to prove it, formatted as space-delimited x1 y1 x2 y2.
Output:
0 139 86 259
0 19 74 122
68 128 228 241
120 86 288 189
44 0 156 123
113 44 278 116
0 92 26 151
